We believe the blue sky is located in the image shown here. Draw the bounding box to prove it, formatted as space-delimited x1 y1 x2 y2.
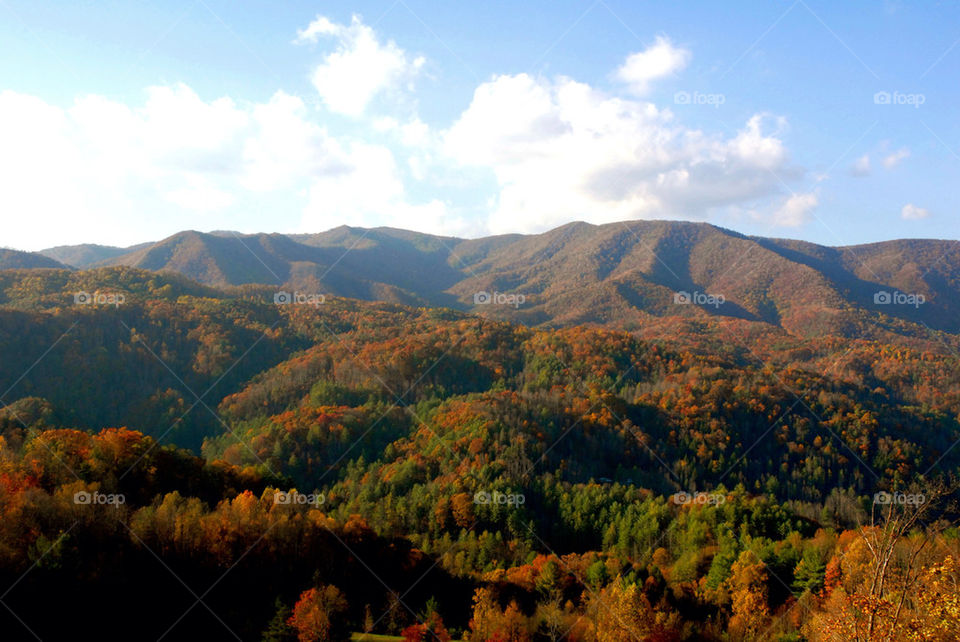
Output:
0 0 957 250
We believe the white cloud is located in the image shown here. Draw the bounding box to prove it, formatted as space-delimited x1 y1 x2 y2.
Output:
901 203 930 220
0 91 88 242
1 26 812 250
166 178 235 213
615 36 691 95
400 118 430 146
299 141 458 234
0 84 439 249
882 147 909 169
850 147 908 176
139 85 248 159
294 16 340 44
443 73 796 234
850 153 871 176
771 192 818 226
240 91 348 192
297 14 424 117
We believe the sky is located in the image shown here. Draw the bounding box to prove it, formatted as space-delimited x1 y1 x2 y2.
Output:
0 0 957 251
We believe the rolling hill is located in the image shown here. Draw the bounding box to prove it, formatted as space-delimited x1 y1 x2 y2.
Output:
40 242 151 268
0 248 67 270
33 220 960 339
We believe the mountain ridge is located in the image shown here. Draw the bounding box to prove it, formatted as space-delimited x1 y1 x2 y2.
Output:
32 219 960 339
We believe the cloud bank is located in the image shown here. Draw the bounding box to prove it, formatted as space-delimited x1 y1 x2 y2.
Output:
1 14 818 249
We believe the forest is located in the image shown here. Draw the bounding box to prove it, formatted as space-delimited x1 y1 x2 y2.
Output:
1 267 958 641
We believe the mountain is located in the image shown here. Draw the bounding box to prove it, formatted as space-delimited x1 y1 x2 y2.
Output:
40 242 150 268
0 248 66 269
24 220 960 338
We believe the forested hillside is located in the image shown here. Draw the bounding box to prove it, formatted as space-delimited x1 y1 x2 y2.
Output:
1 267 958 640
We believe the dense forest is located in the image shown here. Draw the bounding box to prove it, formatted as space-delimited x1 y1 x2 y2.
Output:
1 267 958 641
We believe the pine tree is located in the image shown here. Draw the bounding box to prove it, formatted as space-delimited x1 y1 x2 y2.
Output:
261 598 296 642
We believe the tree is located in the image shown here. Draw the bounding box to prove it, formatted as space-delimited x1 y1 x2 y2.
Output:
585 559 609 588
590 580 652 642
727 550 770 640
262 598 297 642
906 556 960 641
534 599 567 642
468 588 532 642
793 549 827 593
288 585 349 642
468 587 500 642
806 483 951 642
401 612 452 642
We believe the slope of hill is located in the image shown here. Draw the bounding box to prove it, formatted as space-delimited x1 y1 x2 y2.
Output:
39 242 150 268
0 248 67 269
23 220 960 339
1 265 957 484
1 265 958 640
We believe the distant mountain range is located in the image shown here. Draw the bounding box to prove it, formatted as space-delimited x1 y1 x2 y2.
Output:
8 220 957 337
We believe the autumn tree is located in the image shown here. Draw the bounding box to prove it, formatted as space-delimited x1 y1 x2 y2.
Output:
467 587 532 642
589 580 652 642
726 550 770 640
807 484 950 642
288 585 349 642
401 612 452 642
